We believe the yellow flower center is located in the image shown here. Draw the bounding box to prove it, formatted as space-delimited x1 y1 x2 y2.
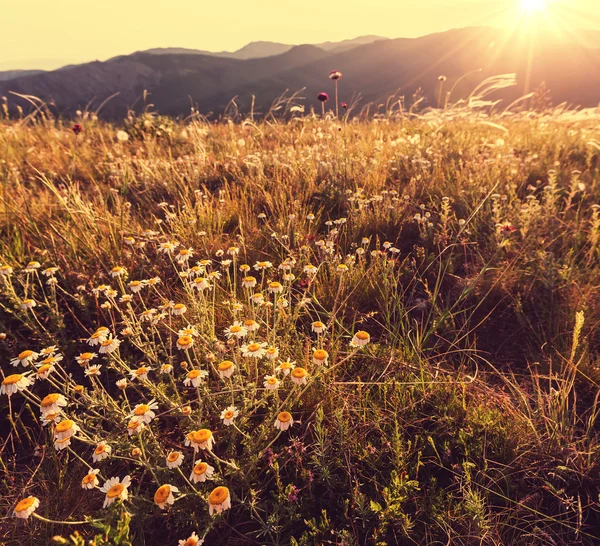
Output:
218 360 233 371
15 497 36 512
41 393 61 407
208 486 229 505
243 320 256 328
128 418 142 430
94 444 106 455
188 370 201 379
314 350 328 360
173 304 185 310
178 336 193 347
267 377 277 385
130 281 142 287
82 473 96 484
3 374 22 385
18 350 34 360
106 483 125 498
224 410 235 419
247 343 260 352
356 331 370 340
80 353 94 360
291 367 307 378
193 462 208 475
230 326 241 333
55 419 73 433
154 485 171 504
167 452 180 462
278 411 292 423
183 538 198 546
37 364 52 375
100 339 113 347
313 322 324 328
135 367 148 376
267 348 277 355
55 436 70 446
134 404 150 415
280 362 292 369
191 429 212 443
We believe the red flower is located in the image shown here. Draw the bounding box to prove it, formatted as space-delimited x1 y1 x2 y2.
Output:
317 92 329 102
341 102 348 109
329 70 342 81
72 124 83 135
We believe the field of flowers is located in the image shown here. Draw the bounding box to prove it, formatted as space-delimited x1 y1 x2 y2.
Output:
1 104 600 545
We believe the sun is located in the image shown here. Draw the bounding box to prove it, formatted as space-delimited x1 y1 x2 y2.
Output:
521 0 547 11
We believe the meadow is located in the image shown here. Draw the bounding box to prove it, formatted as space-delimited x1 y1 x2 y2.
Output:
1 97 600 545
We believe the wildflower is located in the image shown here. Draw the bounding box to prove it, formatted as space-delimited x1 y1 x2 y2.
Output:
172 303 188 316
311 321 326 334
13 496 40 519
208 486 231 516
110 266 127 278
264 374 280 390
254 261 273 271
242 276 257 289
318 92 329 102
72 123 83 135
291 367 308 385
241 341 268 358
184 369 209 387
0 264 14 276
351 330 370 347
100 476 131 508
242 319 260 332
313 349 329 366
265 346 279 360
329 70 342 80
341 102 348 109
220 406 239 426
190 277 210 291
178 325 199 337
128 280 145 293
268 281 283 293
166 451 184 469
82 469 100 489
99 336 121 354
115 378 128 390
185 429 214 452
41 412 61 426
1 372 33 397
127 417 145 436
275 411 294 431
276 361 295 376
336 264 349 273
130 400 159 424
40 393 67 416
36 362 55 380
154 484 179 510
116 130 129 142
190 460 215 483
177 335 194 350
10 349 39 367
224 322 247 339
304 264 318 275
130 366 151 381
88 328 109 346
160 363 173 374
182 405 192 416
54 419 80 440
84 364 103 377
159 241 179 254
218 360 235 379
123 235 135 245
177 248 194 264
55 436 72 450
20 299 36 310
251 293 264 304
179 532 204 546
40 345 58 356
93 442 112 462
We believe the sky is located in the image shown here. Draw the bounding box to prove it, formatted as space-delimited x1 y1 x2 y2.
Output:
2 0 600 70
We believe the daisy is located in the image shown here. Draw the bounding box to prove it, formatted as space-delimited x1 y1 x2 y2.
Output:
158 241 179 254
128 280 145 293
13 496 40 519
242 276 257 289
268 280 283 294
311 321 326 334
110 266 127 278
177 248 194 264
130 366 151 381
189 460 215 483
263 375 280 390
291 367 309 385
130 400 159 424
251 293 264 305
178 325 199 337
166 451 184 469
93 442 112 462
208 486 231 516
100 476 131 508
154 484 179 510
254 261 273 271
179 532 204 546
160 363 174 374
184 369 209 387
190 277 210 291
177 335 194 351
10 349 39 367
351 330 371 347
99 336 121 354
81 469 100 489
275 411 294 431
85 364 103 377
21 298 37 311
303 264 318 275
123 236 135 245
172 303 187 316
0 264 14 276
313 349 329 366
224 322 247 339
239 264 251 273
87 329 109 346
220 406 239 426
55 435 72 450
217 360 235 379
54 419 80 440
140 309 157 322
242 319 260 332
41 411 62 426
1 372 33 397
185 429 214 452
265 346 279 360
127 417 145 436
240 341 268 359
40 393 67 416
39 345 59 356
116 378 128 389
276 361 295 376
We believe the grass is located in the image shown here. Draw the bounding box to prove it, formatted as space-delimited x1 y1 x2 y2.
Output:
0 101 599 545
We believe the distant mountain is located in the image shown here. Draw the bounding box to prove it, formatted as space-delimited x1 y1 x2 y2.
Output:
0 69 45 81
1 27 599 118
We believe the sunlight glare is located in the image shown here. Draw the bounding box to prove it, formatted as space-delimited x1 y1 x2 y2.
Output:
521 0 546 12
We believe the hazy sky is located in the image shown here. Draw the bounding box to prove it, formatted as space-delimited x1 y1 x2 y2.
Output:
2 0 600 70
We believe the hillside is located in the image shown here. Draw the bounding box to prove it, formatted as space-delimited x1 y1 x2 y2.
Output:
1 26 599 117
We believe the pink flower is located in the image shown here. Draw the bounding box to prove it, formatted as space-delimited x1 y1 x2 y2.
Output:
72 124 83 135
329 70 342 81
317 92 329 102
